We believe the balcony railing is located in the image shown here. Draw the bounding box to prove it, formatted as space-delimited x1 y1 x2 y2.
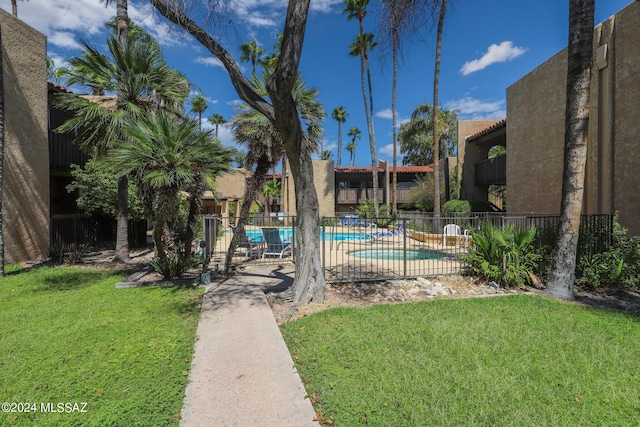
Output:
49 131 88 169
475 154 506 186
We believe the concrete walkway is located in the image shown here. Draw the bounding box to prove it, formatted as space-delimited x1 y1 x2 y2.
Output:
180 265 319 427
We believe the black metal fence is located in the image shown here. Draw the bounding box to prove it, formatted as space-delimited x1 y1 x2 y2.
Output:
50 214 150 252
208 212 614 283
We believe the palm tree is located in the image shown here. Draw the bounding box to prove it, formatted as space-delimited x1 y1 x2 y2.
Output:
239 39 265 75
104 112 231 278
546 0 595 300
0 24 5 277
320 150 333 160
399 103 456 166
432 0 448 216
189 95 207 130
346 126 361 167
208 113 226 139
331 106 348 166
345 0 379 216
56 26 190 262
100 0 129 261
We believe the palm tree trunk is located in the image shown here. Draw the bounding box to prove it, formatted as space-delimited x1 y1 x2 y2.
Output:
0 24 5 278
391 24 398 218
11 0 17 17
337 121 342 167
432 0 447 216
184 173 205 260
113 0 130 262
224 156 272 273
546 0 595 300
365 50 379 217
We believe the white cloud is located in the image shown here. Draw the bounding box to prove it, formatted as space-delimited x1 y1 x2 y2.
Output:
48 32 81 50
195 56 224 68
445 97 506 120
379 143 396 157
460 41 526 75
376 108 393 120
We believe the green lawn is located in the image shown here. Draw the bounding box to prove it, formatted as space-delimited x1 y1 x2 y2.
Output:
0 266 202 426
281 295 640 426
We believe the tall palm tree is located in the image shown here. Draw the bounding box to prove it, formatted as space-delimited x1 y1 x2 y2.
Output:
332 106 348 166
189 95 207 130
104 112 231 277
100 0 130 261
399 103 456 166
209 113 226 139
546 0 595 300
239 39 265 75
347 126 361 167
0 23 5 277
345 0 379 216
432 0 447 216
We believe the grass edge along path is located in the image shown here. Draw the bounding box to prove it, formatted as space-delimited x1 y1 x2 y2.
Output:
0 266 203 426
282 295 640 426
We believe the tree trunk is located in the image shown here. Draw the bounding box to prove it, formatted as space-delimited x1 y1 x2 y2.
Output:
266 0 325 306
0 24 5 278
113 175 129 262
113 0 130 262
184 173 205 260
224 156 271 273
11 0 17 17
151 0 327 305
546 0 595 300
337 121 342 167
432 0 447 216
365 51 379 217
391 25 398 218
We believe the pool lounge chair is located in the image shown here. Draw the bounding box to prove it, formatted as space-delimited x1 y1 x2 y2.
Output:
261 227 292 259
230 225 264 260
370 224 404 242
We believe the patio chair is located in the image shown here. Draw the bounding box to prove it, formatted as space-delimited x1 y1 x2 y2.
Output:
442 224 462 246
261 227 292 259
230 225 264 260
370 224 404 242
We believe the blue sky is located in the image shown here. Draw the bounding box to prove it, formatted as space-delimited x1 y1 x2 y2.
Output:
2 0 633 166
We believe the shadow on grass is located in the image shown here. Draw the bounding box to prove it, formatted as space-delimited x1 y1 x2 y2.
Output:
32 269 119 292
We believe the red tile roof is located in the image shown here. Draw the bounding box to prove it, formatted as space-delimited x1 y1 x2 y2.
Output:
466 119 506 142
335 165 432 174
47 81 74 93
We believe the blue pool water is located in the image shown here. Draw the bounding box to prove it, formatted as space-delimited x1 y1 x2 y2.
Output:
244 228 371 242
348 249 446 261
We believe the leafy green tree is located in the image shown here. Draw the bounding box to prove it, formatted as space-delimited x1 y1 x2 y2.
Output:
189 95 208 130
398 103 457 166
66 162 146 220
331 106 348 166
102 112 232 278
546 0 595 300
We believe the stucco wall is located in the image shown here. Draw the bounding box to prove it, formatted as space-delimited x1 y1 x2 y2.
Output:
285 160 335 218
506 1 640 235
1 9 49 263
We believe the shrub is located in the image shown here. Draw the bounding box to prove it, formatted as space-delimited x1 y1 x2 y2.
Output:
442 199 471 215
463 221 540 287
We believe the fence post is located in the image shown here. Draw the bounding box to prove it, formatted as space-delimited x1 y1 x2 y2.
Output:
402 218 407 280
321 217 326 276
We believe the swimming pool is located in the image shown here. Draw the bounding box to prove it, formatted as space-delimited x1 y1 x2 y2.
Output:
348 248 446 261
244 228 371 242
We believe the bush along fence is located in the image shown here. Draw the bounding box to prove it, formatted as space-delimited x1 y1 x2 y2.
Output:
209 212 617 286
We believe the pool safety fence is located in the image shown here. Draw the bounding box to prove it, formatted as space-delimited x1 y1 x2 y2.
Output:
203 213 614 283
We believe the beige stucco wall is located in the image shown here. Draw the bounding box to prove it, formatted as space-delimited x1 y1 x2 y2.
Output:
285 160 335 218
1 9 49 263
461 4 638 218
506 1 640 235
